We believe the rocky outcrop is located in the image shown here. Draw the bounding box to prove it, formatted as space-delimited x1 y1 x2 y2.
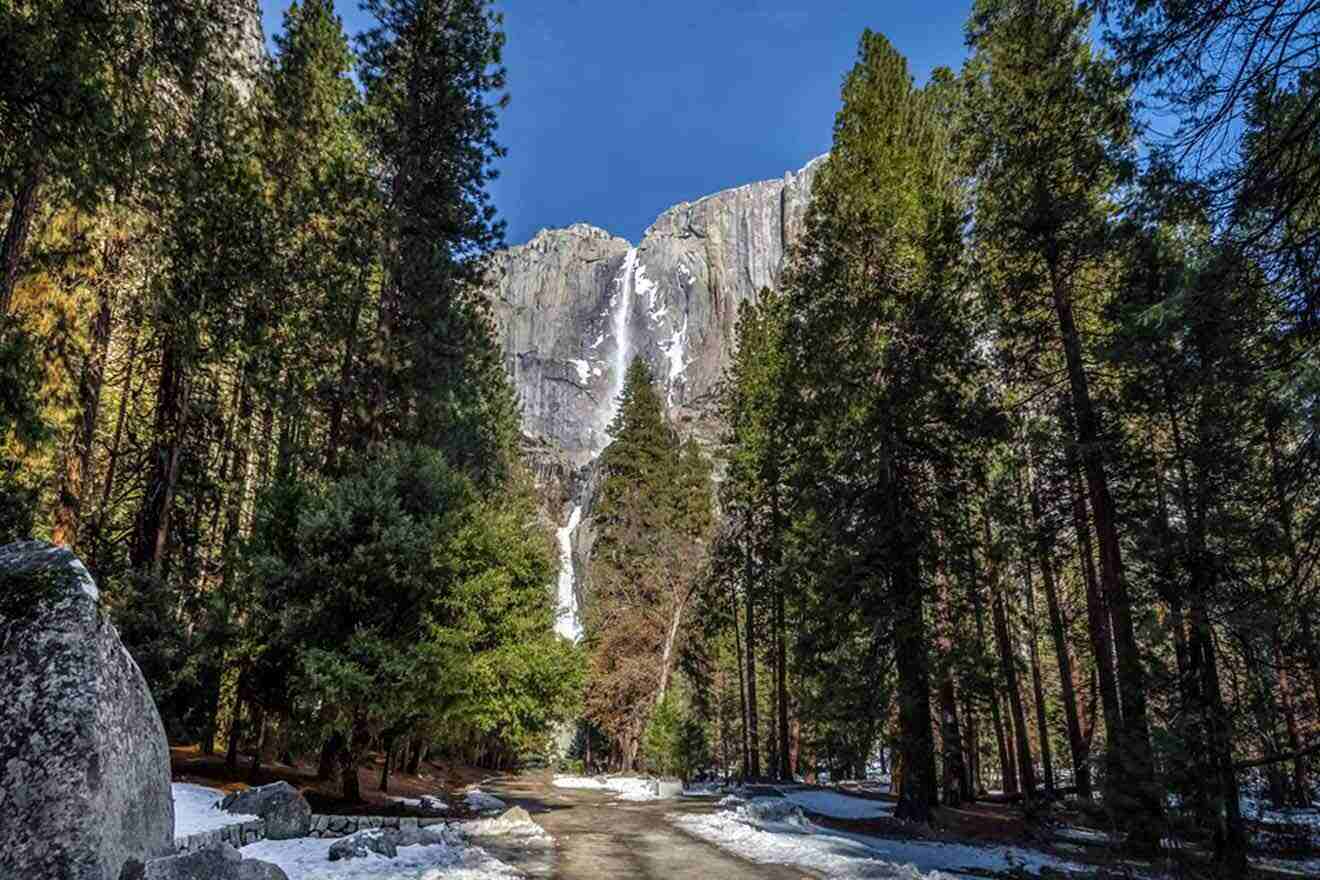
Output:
486 157 824 631
219 782 311 841
488 158 822 464
142 843 287 880
0 541 175 880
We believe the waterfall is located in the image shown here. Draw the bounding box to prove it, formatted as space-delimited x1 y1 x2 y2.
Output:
555 505 584 641
609 247 639 432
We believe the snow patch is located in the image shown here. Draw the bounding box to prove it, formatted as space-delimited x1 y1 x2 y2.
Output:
241 833 523 879
779 789 896 820
172 783 258 838
566 359 590 383
552 774 660 801
670 796 1089 879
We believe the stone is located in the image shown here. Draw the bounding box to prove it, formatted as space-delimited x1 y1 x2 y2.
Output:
0 541 175 880
328 829 397 861
219 781 311 840
418 795 449 814
143 844 288 880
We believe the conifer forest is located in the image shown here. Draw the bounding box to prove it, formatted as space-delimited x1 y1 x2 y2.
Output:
5 1 1320 878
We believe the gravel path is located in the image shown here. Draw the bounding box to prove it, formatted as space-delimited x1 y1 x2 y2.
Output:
478 772 812 879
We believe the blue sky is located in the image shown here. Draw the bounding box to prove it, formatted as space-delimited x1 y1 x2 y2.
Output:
258 1 973 246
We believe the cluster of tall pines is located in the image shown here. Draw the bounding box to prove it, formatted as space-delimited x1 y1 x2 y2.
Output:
0 0 580 797
697 0 1320 874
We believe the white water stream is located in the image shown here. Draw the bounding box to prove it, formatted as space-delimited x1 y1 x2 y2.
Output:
554 504 583 641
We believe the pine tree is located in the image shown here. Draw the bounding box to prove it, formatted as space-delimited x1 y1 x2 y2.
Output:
779 33 992 822
585 358 713 769
963 0 1165 846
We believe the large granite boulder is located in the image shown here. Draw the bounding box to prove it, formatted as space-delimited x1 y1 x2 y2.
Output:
142 843 287 880
0 541 174 880
219 782 311 840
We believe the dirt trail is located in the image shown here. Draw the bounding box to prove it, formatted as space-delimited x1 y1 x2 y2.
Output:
478 772 812 880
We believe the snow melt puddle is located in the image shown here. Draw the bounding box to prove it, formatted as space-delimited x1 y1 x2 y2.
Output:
552 774 659 801
172 782 258 837
670 797 1088 879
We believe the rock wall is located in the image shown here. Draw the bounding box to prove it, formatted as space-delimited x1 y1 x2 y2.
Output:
485 157 824 630
488 157 822 465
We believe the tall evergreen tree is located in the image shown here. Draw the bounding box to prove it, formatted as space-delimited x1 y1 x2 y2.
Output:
962 0 1165 847
585 358 713 769
780 33 991 822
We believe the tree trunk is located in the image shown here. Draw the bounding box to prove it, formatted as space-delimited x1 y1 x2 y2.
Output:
318 732 344 782
247 704 267 784
776 583 790 782
939 675 969 806
1064 437 1126 800
1027 452 1089 798
1050 279 1161 848
0 162 44 315
743 539 761 780
985 499 1036 801
132 340 189 574
993 573 1037 802
970 546 1013 796
407 736 426 776
380 734 395 793
88 325 139 566
893 545 937 822
340 717 367 802
53 287 113 548
225 697 244 775
1022 559 1055 796
731 575 751 779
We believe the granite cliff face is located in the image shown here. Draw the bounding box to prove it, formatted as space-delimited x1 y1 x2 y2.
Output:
485 157 824 631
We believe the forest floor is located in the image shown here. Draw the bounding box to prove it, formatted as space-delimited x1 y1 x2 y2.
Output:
170 744 490 818
171 750 1316 878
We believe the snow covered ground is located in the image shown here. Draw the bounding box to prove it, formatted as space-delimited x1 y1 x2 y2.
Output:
240 836 521 880
551 774 659 801
240 813 548 880
670 796 1088 879
172 782 258 837
778 789 896 820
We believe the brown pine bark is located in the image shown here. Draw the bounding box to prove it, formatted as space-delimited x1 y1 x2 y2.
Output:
1022 557 1055 795
53 287 114 548
0 163 44 315
132 341 189 574
731 574 751 779
985 499 1036 800
970 540 1014 795
744 538 761 780
893 542 937 822
1026 452 1089 798
939 675 969 806
1050 281 1161 847
1065 440 1125 796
